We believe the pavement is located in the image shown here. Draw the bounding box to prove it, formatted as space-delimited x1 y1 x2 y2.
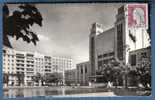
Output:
51 92 117 97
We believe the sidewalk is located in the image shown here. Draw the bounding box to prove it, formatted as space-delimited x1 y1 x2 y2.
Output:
52 92 117 97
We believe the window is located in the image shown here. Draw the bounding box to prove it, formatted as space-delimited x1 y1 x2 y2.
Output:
85 66 87 73
103 53 108 57
117 24 123 60
81 67 83 74
77 66 79 71
130 54 136 66
141 52 147 58
98 55 102 59
98 61 102 67
109 52 114 56
3 50 6 53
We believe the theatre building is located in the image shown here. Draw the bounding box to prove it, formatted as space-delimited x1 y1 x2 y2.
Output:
89 23 115 76
89 4 150 80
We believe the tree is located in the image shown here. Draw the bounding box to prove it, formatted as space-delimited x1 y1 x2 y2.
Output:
128 70 139 86
45 72 63 85
3 73 9 86
96 59 124 86
3 4 43 48
16 72 25 86
136 67 151 88
32 73 44 86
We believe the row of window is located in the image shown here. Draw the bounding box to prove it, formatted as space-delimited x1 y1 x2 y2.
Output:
45 69 51 72
130 52 149 66
3 59 15 62
77 65 88 74
3 63 14 66
26 68 34 71
3 71 16 74
3 67 15 70
16 56 25 59
98 58 115 67
117 23 124 61
98 52 114 59
3 54 15 58
4 56 71 63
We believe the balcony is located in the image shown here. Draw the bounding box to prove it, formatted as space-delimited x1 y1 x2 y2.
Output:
16 63 24 67
26 68 34 72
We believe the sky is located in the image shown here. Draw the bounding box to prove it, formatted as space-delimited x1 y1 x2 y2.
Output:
7 3 124 67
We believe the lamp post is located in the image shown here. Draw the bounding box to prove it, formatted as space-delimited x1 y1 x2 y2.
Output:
62 66 65 86
123 44 130 88
125 65 129 88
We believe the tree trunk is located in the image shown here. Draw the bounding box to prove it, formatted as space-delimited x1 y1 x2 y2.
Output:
3 35 12 48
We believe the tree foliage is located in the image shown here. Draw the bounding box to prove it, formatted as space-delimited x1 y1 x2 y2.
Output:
45 72 63 83
136 67 151 88
32 73 44 82
16 72 25 86
3 73 9 85
96 62 123 85
3 4 43 48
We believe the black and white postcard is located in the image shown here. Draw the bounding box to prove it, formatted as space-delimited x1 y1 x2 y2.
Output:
2 2 151 98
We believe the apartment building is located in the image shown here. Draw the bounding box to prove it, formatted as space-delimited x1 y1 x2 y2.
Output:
2 47 73 86
44 56 52 75
34 52 45 75
3 47 16 85
51 57 73 73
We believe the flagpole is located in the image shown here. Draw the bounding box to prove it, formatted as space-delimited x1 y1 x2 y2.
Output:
142 28 144 48
134 27 136 50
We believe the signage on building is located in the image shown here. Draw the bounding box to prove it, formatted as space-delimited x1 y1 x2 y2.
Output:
128 4 148 28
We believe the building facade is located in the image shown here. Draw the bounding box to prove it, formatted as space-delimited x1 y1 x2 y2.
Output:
2 47 73 86
51 57 73 84
114 4 150 65
65 69 77 85
51 57 73 73
89 23 115 77
129 46 151 70
89 4 150 78
24 52 35 86
76 61 91 85
3 47 17 85
44 56 52 75
34 52 45 76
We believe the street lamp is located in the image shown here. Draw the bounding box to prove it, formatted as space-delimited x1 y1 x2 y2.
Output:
123 44 130 88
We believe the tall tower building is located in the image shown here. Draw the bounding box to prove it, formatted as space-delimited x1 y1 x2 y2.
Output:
89 23 103 76
114 6 126 64
114 4 150 65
